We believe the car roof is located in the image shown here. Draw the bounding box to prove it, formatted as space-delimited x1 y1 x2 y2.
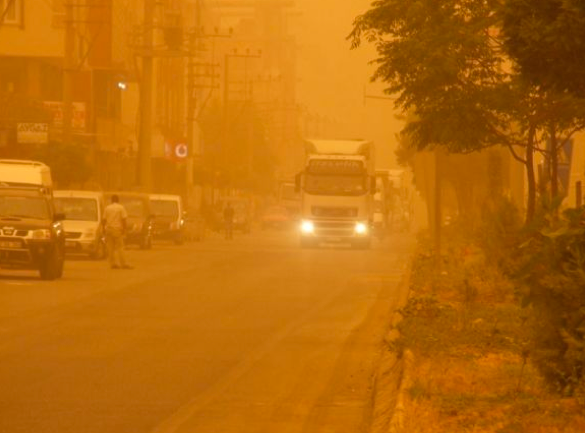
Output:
104 191 149 199
0 186 47 197
149 194 181 201
54 190 103 199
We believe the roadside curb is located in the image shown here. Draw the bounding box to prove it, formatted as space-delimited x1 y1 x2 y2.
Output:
369 261 413 433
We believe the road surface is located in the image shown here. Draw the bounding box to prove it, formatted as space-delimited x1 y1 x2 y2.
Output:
0 230 414 433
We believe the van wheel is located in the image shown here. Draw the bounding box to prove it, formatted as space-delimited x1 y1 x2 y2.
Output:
39 246 64 280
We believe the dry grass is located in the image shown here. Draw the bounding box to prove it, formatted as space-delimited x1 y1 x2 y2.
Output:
393 239 585 432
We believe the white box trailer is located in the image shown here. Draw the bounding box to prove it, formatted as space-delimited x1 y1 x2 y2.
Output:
0 160 53 191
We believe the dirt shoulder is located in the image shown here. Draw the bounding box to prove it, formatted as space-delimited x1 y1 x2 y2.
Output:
376 234 585 433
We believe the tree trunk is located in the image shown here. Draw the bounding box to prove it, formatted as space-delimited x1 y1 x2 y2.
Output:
550 123 559 201
526 126 537 225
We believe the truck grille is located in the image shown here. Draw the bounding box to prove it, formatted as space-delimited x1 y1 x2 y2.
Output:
311 207 358 218
313 220 356 237
0 229 28 237
0 249 29 262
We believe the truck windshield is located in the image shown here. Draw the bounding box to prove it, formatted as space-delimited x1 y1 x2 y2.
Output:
0 196 50 220
55 197 98 221
151 200 179 218
304 174 366 196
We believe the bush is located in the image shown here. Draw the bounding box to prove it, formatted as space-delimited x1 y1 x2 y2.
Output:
484 201 585 394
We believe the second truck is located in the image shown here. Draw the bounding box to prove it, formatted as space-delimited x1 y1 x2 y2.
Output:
295 139 376 249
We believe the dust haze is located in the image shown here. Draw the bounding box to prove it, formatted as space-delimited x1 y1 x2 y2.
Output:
294 0 401 168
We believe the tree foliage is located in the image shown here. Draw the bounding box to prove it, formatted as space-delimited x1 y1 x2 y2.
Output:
199 101 276 193
501 0 585 98
351 0 509 153
351 0 585 224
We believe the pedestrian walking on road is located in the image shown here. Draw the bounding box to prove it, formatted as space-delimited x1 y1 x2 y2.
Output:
103 194 133 269
223 202 235 240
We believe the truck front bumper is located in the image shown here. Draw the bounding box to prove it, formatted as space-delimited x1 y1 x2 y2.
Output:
299 219 370 242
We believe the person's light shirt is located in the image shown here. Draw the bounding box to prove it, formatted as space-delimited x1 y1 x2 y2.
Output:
103 202 127 230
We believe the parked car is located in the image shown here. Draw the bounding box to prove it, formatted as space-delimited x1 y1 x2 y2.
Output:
0 185 65 280
149 194 185 244
54 190 106 259
104 192 153 249
261 205 291 230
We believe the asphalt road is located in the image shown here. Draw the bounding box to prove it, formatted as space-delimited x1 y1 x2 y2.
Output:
0 229 414 433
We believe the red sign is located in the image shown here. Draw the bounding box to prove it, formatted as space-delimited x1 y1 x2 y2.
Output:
43 101 86 130
165 140 188 161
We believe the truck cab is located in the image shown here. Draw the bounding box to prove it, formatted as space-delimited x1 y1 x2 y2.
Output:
296 140 376 249
0 160 65 279
0 186 65 279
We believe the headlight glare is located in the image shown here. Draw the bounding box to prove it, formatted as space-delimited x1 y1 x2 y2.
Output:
355 222 368 235
301 220 315 234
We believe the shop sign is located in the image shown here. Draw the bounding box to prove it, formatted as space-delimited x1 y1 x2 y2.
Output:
43 101 87 130
17 123 49 144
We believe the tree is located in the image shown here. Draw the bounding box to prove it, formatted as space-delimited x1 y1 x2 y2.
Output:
351 0 507 153
199 100 276 193
501 0 585 98
351 0 585 224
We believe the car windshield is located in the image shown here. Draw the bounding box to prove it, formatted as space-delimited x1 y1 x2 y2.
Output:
304 174 366 196
118 197 146 218
151 200 179 218
55 197 98 221
0 195 50 220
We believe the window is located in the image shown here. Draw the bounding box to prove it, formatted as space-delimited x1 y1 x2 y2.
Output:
0 0 22 26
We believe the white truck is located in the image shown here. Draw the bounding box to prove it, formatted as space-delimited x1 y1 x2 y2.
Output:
295 139 376 248
0 159 53 192
0 160 66 280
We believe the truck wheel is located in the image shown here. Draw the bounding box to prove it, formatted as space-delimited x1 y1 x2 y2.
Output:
39 246 64 280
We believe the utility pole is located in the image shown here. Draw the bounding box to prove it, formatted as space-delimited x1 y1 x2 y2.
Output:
138 0 155 191
186 32 197 207
434 149 442 266
62 0 75 147
185 2 225 209
185 0 201 209
223 50 261 178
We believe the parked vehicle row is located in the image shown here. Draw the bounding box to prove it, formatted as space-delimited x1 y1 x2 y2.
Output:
0 159 206 280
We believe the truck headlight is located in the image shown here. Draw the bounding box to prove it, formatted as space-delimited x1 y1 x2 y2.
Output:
32 229 52 239
355 222 368 235
301 220 315 234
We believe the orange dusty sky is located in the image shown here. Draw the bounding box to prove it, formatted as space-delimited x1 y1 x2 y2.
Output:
293 0 402 168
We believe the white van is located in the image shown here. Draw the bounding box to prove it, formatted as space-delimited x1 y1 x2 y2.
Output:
0 160 52 192
54 190 106 259
149 194 185 244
